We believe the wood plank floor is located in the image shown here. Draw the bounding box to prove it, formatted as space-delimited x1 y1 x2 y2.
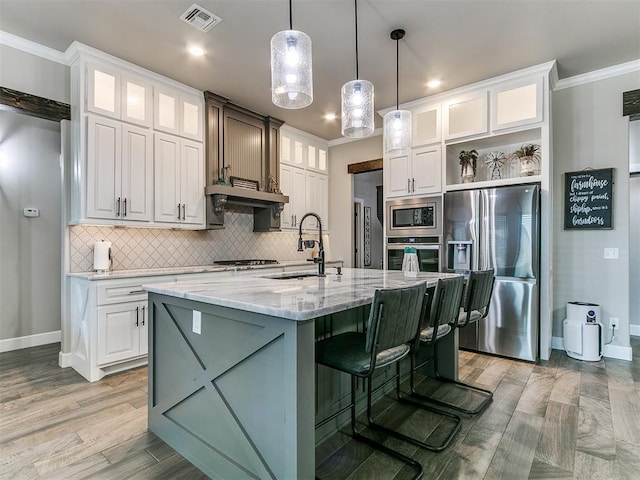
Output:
1 339 638 479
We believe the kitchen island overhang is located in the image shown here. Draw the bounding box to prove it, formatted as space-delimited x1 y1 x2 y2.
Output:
144 269 460 479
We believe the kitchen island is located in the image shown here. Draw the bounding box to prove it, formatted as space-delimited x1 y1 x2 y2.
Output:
144 268 460 479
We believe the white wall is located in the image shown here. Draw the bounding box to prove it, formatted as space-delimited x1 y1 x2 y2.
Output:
328 135 383 267
0 111 62 341
0 44 69 103
354 170 384 269
552 71 639 349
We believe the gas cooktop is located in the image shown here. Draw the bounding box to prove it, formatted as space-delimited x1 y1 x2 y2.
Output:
212 259 279 266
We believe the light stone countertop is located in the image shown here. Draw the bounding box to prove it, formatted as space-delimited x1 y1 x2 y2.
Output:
67 260 342 281
144 268 459 321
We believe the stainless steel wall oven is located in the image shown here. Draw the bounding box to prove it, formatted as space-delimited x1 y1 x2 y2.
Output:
385 196 442 272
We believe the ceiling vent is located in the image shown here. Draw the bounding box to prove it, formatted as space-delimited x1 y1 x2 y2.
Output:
180 4 222 33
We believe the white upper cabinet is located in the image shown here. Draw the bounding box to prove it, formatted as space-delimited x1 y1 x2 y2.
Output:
154 87 203 141
154 133 204 226
491 76 543 132
121 74 153 127
87 63 152 127
411 145 442 196
412 103 441 147
279 126 329 231
86 115 153 223
385 146 442 199
443 90 489 141
87 63 121 119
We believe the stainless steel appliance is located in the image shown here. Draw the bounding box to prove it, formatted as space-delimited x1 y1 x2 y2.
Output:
386 236 441 272
444 184 540 361
386 196 441 237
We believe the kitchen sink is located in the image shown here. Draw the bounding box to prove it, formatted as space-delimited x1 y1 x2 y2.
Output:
265 272 320 280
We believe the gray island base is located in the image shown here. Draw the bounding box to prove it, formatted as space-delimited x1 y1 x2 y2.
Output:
145 268 460 479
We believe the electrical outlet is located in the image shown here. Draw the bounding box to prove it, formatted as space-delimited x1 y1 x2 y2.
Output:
192 310 202 335
610 317 619 328
604 248 619 259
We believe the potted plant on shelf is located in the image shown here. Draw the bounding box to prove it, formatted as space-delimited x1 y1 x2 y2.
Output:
459 149 478 183
512 143 541 176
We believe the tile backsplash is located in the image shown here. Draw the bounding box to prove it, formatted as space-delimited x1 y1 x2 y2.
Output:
69 206 330 272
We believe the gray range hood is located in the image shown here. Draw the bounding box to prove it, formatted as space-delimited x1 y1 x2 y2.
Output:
205 184 289 232
203 91 287 232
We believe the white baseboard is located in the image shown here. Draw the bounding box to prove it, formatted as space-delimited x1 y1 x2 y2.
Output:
0 330 61 353
630 324 640 337
551 335 632 361
59 351 72 368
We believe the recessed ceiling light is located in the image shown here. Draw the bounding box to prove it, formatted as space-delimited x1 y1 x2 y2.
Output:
187 45 205 57
324 113 337 121
427 79 441 89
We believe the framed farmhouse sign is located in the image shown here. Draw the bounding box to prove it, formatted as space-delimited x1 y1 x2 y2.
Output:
564 168 614 229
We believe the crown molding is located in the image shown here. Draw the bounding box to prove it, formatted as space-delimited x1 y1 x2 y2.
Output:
0 30 66 64
555 59 640 91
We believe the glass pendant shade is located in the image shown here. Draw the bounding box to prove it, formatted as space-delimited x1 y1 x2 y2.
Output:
383 109 411 156
271 30 313 109
341 79 374 138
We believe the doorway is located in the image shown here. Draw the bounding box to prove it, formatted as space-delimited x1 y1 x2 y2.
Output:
0 111 62 348
353 169 384 269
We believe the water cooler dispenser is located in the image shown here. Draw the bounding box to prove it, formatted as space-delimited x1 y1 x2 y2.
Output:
563 302 603 361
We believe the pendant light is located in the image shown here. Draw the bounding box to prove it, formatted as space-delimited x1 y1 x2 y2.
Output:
271 0 313 109
341 0 374 138
383 29 411 155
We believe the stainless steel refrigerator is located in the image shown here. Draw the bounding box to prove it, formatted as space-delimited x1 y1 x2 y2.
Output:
444 184 540 362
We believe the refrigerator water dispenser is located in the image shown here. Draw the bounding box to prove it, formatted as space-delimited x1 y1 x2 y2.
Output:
447 241 472 271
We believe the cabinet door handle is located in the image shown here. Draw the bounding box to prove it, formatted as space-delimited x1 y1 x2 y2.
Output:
128 290 145 295
135 306 139 327
116 197 121 216
123 198 127 217
412 178 415 193
177 204 181 219
182 204 186 220
141 306 145 326
407 179 411 193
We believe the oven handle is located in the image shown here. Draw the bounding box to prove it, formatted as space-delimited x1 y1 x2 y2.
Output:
386 244 441 250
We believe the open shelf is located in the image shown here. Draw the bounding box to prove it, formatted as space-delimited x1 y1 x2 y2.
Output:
445 127 542 188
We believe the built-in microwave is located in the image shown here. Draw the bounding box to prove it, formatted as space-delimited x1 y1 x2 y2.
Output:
386 196 442 237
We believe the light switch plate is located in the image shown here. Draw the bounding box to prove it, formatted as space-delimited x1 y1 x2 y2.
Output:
192 310 201 334
23 207 40 217
604 248 619 259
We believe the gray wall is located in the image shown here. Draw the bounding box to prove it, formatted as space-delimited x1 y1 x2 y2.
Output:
354 170 384 269
630 175 639 329
0 44 70 103
552 71 639 345
0 111 62 340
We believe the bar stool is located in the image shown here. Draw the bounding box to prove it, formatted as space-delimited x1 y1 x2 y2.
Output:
315 284 426 480
407 270 495 415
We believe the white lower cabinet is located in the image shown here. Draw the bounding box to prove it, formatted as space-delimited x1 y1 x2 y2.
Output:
97 301 147 365
69 275 168 382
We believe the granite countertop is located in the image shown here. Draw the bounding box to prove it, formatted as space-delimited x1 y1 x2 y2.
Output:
68 260 342 281
144 268 459 321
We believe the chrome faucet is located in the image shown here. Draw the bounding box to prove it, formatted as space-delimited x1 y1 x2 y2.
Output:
297 212 325 277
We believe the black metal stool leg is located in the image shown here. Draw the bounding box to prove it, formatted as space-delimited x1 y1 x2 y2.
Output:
348 377 424 480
